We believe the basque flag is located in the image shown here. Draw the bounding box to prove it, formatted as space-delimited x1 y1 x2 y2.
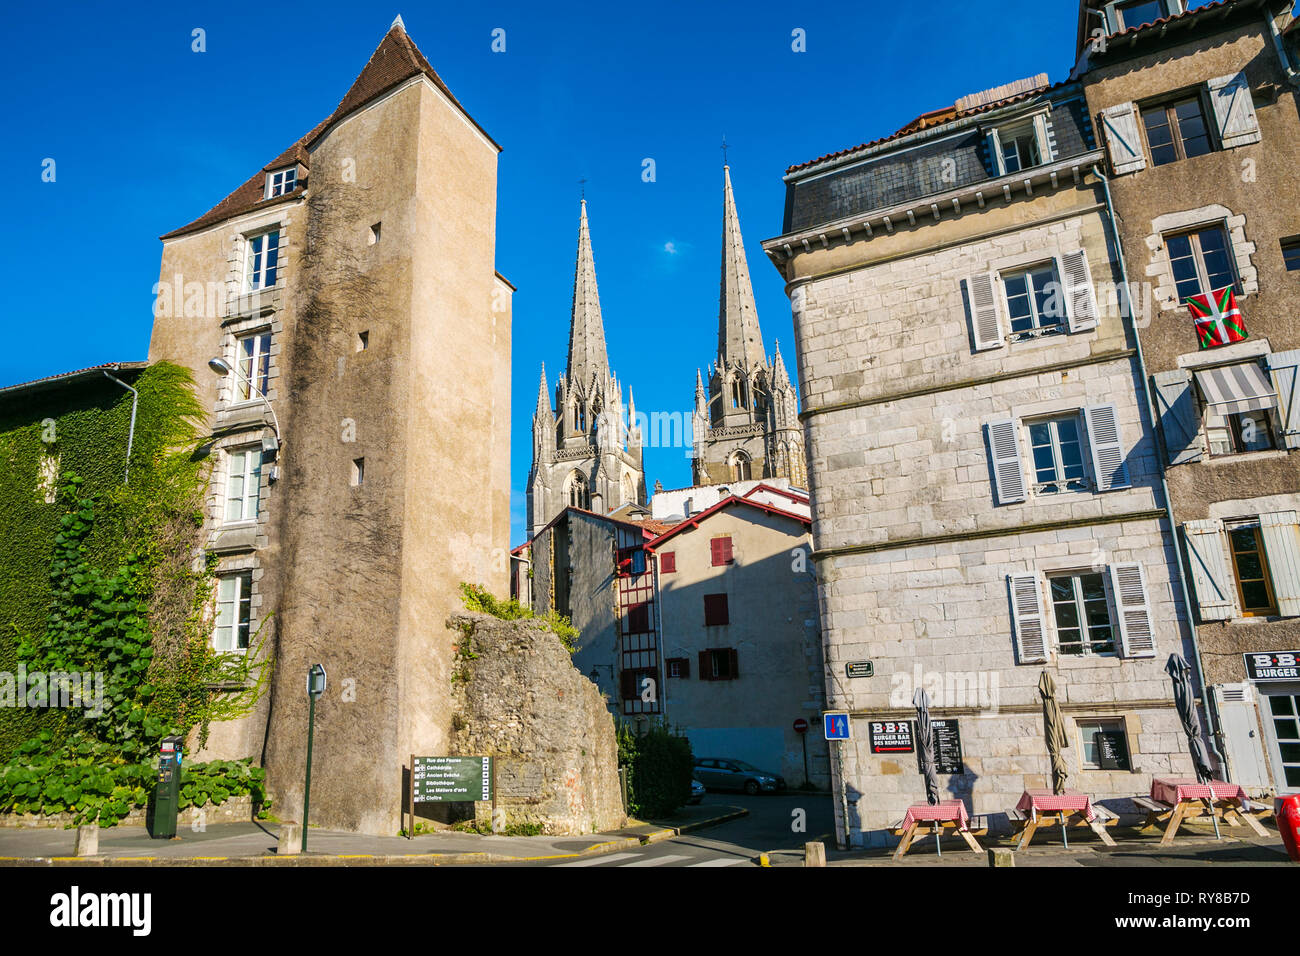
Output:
1186 286 1248 350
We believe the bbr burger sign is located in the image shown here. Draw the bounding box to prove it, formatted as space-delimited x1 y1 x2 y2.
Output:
1244 651 1300 682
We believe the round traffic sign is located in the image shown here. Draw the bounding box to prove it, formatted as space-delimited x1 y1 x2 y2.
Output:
793 718 809 734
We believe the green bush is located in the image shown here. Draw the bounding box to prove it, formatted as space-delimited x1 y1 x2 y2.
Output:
457 582 578 653
618 723 693 818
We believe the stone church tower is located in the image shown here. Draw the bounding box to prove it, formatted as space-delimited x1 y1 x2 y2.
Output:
692 167 805 487
528 200 645 537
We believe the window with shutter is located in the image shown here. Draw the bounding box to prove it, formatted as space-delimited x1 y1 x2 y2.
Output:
1100 102 1147 174
962 274 1004 351
1109 562 1156 658
704 593 729 626
659 551 676 573
1207 72 1261 149
1084 404 1131 491
626 603 650 634
1258 512 1300 617
619 669 637 700
1058 250 1098 332
727 648 739 680
698 651 710 681
1008 573 1048 664
710 537 734 566
1266 350 1300 449
666 657 689 679
1184 518 1235 620
1152 369 1204 465
986 419 1027 505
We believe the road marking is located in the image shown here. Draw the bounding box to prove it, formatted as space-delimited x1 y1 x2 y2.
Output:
555 852 640 867
622 854 692 867
688 858 749 867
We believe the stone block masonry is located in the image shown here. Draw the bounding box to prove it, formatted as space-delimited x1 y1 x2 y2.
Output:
446 613 625 835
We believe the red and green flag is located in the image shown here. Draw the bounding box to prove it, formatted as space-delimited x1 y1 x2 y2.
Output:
1186 286 1247 349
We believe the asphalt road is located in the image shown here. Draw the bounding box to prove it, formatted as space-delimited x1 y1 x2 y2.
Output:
519 791 837 868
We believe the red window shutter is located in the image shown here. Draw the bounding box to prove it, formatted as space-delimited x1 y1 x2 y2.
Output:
711 537 734 566
660 551 676 573
627 602 650 633
681 656 690 678
720 537 733 564
727 648 739 680
704 593 729 626
620 669 637 700
698 651 710 681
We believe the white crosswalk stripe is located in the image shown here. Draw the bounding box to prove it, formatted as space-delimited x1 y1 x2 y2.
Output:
555 852 640 867
687 858 749 867
622 854 693 867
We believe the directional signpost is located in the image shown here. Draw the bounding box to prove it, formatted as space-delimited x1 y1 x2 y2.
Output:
408 756 495 839
302 663 326 852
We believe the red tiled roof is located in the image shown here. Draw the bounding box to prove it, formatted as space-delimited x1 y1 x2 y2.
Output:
161 23 498 241
784 78 1069 175
645 495 811 549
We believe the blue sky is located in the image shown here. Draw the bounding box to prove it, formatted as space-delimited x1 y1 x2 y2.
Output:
3 1 1132 542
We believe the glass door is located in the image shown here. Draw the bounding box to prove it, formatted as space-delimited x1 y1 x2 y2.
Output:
1263 691 1300 791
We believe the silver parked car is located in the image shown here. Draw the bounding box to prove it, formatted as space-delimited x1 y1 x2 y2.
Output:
694 758 786 795
688 778 706 804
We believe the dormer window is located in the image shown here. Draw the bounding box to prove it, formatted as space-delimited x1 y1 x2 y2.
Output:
265 167 297 199
987 115 1052 176
1114 0 1169 32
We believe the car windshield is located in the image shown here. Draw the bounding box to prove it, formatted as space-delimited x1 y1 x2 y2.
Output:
729 761 759 771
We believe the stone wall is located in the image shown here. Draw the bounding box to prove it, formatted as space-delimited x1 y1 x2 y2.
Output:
446 612 625 835
0 794 258 829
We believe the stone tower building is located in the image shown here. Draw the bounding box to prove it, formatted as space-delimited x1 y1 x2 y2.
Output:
146 18 511 834
527 200 645 538
692 166 805 487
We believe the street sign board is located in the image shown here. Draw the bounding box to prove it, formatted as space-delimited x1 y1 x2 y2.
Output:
793 718 809 734
823 713 851 740
845 661 874 678
1244 651 1300 682
869 720 914 754
412 756 493 802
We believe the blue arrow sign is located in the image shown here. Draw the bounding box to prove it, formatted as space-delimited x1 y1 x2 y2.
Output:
824 712 851 740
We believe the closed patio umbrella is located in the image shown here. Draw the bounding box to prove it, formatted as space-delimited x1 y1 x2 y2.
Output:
913 688 940 806
1038 671 1069 796
1167 654 1215 784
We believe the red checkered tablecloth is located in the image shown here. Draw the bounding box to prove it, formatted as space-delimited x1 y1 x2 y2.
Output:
901 800 970 831
1151 778 1247 805
1016 789 1096 822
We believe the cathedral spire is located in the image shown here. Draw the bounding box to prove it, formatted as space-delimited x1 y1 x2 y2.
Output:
772 340 791 388
535 363 551 415
718 166 766 371
566 199 609 393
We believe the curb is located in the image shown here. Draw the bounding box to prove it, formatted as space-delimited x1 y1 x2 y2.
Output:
643 806 749 840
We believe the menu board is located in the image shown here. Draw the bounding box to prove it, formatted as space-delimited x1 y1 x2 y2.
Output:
930 719 964 775
1094 731 1130 771
869 720 914 754
412 756 493 802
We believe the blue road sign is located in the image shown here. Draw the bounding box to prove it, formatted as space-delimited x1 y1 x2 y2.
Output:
824 712 851 740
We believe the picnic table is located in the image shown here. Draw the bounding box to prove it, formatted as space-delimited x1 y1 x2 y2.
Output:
1133 778 1270 845
1009 789 1117 849
891 800 984 860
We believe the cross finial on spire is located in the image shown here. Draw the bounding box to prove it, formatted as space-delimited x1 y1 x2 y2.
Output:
721 135 729 167
578 177 587 201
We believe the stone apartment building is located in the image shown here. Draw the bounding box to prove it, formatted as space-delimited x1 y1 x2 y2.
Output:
146 18 512 834
527 201 646 539
1076 0 1300 793
763 71 1203 844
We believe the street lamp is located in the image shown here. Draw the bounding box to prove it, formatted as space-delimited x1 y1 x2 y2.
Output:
208 355 283 452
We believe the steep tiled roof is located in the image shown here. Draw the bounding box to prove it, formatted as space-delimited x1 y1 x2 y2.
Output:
161 20 498 241
784 78 1069 176
0 362 148 399
646 495 811 549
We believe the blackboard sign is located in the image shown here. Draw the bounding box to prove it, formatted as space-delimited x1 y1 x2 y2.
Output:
928 719 964 775
869 720 914 754
412 756 493 802
1094 731 1130 771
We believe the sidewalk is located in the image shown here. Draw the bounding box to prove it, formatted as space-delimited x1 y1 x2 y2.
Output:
0 805 748 866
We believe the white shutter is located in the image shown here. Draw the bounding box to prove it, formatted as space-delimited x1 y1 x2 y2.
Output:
1259 511 1300 617
1008 573 1048 664
1151 369 1204 465
1084 404 1130 491
1265 349 1300 449
1034 113 1056 163
1099 103 1146 174
962 274 1005 352
1184 519 1234 621
985 129 1005 176
1207 72 1261 149
1211 683 1272 789
1058 250 1098 332
986 419 1026 505
1109 562 1156 658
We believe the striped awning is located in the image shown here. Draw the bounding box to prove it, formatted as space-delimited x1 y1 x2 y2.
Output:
1193 363 1276 415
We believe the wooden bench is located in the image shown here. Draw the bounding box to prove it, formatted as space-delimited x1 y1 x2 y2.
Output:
890 814 985 859
1008 802 1118 849
1134 793 1269 844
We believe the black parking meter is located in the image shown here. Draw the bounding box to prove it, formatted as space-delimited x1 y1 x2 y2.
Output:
146 736 184 839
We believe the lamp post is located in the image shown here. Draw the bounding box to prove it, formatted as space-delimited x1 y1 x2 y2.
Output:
302 664 326 852
207 356 283 451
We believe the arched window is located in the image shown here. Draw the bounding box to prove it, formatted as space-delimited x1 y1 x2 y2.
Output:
731 376 749 410
573 402 586 433
731 452 752 482
622 473 635 504
567 473 589 509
